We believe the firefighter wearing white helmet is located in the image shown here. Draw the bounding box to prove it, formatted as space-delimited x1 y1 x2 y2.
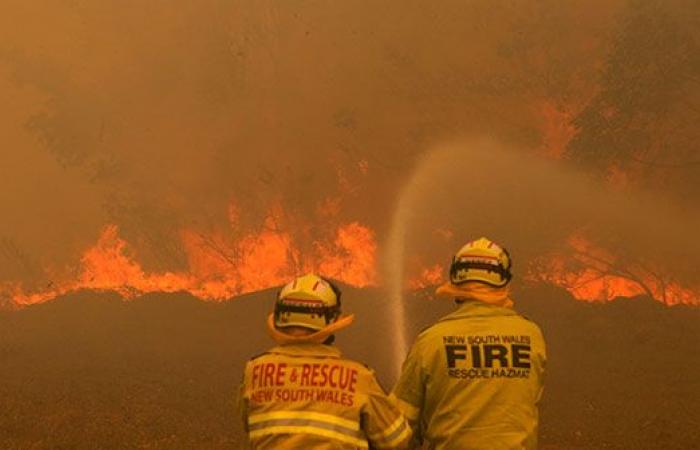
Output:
239 273 412 450
392 238 547 449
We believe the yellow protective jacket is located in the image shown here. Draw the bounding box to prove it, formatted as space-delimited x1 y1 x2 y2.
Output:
392 300 546 450
239 343 412 449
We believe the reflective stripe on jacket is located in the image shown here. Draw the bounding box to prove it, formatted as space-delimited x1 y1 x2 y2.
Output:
240 344 411 449
392 300 546 450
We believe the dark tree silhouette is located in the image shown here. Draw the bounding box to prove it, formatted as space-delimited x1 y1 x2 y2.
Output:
567 0 700 194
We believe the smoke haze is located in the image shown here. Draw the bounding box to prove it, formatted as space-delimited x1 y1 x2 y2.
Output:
389 139 700 287
2 2 700 448
1 0 698 304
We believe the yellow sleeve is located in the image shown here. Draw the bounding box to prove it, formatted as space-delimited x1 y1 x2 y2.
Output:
534 327 547 403
390 339 425 441
361 370 413 449
237 364 250 434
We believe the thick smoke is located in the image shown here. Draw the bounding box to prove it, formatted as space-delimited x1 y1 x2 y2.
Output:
0 0 659 288
386 138 700 290
383 137 700 370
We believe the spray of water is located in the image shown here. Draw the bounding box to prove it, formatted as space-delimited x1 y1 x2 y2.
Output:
385 138 700 375
385 146 450 376
385 191 410 375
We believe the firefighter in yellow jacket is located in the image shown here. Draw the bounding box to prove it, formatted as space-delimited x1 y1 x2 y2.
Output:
239 273 412 449
392 238 546 450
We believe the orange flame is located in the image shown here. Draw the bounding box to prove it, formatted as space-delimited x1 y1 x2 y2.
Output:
316 222 377 287
531 235 700 305
406 264 444 290
5 215 698 308
1 204 378 307
404 232 700 306
538 100 578 158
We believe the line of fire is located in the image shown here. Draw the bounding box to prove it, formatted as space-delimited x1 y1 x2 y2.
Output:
0 1 698 449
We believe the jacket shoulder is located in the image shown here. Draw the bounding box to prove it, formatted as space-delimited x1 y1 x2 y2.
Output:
247 351 271 362
513 312 545 330
515 309 538 324
337 356 375 373
415 318 454 341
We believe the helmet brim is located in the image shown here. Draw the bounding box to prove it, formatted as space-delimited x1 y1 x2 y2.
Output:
266 313 355 345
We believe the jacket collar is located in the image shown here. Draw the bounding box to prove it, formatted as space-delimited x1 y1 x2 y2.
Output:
267 343 342 359
438 299 518 322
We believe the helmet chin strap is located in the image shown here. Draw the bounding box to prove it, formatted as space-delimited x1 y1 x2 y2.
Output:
266 313 355 344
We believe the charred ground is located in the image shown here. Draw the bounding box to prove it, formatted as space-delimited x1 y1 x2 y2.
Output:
1 288 698 449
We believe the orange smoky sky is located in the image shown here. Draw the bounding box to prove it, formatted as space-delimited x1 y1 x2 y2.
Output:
5 0 685 298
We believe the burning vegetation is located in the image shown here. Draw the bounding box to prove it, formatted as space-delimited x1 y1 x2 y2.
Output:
2 205 378 306
0 1 699 449
0 0 699 310
5 210 698 307
530 234 700 305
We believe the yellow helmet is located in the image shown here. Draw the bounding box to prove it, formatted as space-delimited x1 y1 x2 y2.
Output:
449 237 512 287
274 273 342 331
